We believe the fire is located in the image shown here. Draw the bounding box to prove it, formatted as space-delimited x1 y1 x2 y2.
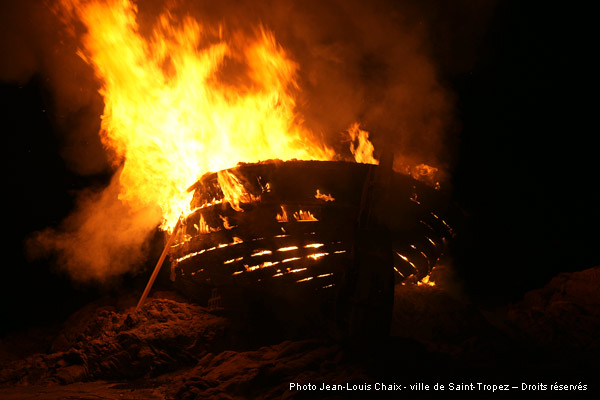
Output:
294 210 318 221
315 189 335 202
276 206 288 222
219 215 236 230
400 163 441 189
417 274 436 287
56 0 334 232
277 246 298 252
195 214 216 234
217 170 258 212
348 123 378 165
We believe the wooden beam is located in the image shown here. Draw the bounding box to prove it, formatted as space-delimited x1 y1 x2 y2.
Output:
135 217 182 312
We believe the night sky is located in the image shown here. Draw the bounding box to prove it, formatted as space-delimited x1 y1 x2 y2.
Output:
0 0 597 336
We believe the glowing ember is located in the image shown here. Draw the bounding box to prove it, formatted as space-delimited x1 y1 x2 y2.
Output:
244 261 279 272
307 252 328 260
288 268 306 273
411 244 431 266
426 236 438 247
396 252 417 270
175 250 205 263
251 250 272 257
431 212 454 235
278 246 298 252
409 193 421 204
417 274 436 287
304 243 324 249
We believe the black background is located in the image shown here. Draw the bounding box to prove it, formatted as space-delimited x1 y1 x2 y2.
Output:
0 0 597 335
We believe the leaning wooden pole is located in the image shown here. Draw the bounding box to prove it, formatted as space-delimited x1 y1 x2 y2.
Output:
136 216 182 312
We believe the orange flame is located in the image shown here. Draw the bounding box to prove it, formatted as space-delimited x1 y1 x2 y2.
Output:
293 210 318 221
398 162 441 189
417 274 436 287
348 123 378 165
56 0 334 232
196 213 218 234
315 189 335 202
276 206 288 222
217 170 258 212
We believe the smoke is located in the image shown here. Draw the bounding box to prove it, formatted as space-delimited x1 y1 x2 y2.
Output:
1 1 109 176
176 0 495 170
265 0 454 167
132 0 495 169
27 168 163 282
3 0 495 282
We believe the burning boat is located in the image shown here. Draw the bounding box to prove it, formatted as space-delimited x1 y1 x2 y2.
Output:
53 1 455 336
168 159 454 318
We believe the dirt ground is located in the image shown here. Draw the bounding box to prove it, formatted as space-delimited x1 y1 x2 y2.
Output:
1 266 598 399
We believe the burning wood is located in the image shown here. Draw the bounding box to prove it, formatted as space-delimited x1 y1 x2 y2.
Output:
168 160 454 314
293 210 318 221
56 0 336 234
52 1 454 318
217 170 259 212
36 0 455 289
276 206 288 223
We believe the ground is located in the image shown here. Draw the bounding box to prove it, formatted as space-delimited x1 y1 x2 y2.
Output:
1 266 598 399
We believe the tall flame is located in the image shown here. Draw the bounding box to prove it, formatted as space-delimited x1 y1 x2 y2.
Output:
348 123 378 165
56 0 334 231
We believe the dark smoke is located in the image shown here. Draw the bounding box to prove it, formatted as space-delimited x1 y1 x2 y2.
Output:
1 0 109 175
2 0 496 281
